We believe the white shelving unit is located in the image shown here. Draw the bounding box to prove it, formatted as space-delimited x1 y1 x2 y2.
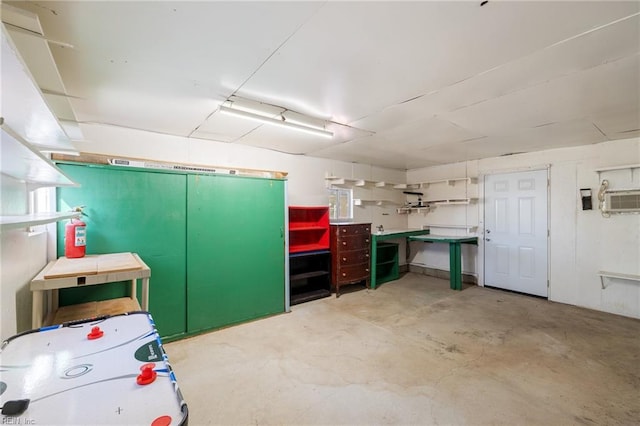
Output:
327 174 478 215
1 25 80 231
326 175 407 208
326 175 411 189
429 198 477 205
414 177 477 188
1 25 76 153
1 124 77 190
594 164 640 180
0 212 80 232
397 207 431 214
354 199 401 207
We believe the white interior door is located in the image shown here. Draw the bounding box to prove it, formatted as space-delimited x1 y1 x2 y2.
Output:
484 170 548 297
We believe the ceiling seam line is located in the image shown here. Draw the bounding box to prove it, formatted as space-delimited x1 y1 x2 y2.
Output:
444 51 640 115
188 3 328 139
228 2 328 99
346 12 640 126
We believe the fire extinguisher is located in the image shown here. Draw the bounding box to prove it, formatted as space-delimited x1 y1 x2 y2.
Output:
65 207 87 258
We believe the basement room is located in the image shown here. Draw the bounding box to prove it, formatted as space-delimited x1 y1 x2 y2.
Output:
1 1 639 425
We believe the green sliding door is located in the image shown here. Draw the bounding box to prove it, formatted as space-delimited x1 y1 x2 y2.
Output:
186 174 285 333
57 165 187 338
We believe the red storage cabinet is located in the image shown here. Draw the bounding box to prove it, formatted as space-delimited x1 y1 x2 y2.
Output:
288 206 331 304
288 206 329 253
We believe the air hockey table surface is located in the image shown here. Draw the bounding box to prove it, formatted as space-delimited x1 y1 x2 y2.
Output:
0 312 188 425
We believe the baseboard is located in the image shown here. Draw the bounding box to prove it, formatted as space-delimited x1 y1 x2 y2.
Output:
408 264 477 285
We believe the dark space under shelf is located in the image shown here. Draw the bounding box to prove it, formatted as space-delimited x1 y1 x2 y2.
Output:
290 270 330 281
290 288 331 305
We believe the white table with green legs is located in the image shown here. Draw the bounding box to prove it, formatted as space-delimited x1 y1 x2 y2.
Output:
408 235 478 290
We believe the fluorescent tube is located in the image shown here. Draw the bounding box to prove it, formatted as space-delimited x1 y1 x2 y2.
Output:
219 105 333 139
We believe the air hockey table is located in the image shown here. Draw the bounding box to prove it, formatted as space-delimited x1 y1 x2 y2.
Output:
0 312 188 425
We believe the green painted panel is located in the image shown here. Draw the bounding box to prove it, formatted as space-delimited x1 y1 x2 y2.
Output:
187 174 285 333
56 164 187 338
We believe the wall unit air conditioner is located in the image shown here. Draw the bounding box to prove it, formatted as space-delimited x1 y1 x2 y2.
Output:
602 189 640 214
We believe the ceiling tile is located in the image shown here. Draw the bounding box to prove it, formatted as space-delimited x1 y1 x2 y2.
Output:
232 126 341 155
442 54 639 135
241 1 639 122
593 109 640 137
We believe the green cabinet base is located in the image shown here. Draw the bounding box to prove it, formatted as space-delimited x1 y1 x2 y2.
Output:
376 242 400 285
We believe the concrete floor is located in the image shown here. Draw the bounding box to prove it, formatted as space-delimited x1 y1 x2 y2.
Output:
165 273 640 425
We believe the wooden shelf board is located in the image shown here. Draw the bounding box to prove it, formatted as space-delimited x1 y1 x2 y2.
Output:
46 297 141 326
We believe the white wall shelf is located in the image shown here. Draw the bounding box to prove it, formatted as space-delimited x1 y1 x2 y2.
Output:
354 199 401 207
397 207 431 214
427 198 477 205
326 175 411 189
594 164 640 181
1 124 78 190
0 212 79 232
597 270 640 289
412 177 478 188
1 25 77 153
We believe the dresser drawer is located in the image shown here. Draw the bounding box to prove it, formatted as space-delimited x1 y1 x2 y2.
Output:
336 263 370 282
335 224 370 236
337 249 370 266
336 234 370 250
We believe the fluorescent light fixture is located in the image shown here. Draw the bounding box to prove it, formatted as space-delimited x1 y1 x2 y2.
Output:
219 105 333 139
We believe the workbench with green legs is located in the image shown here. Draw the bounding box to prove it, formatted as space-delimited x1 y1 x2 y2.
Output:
408 235 478 290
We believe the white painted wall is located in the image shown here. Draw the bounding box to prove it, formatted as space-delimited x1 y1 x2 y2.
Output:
3 126 636 338
0 176 48 340
76 123 408 231
408 137 640 319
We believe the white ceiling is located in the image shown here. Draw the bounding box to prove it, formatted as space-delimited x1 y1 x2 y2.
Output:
5 1 640 170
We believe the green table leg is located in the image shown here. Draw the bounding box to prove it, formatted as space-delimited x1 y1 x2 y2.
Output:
370 236 378 289
449 242 462 290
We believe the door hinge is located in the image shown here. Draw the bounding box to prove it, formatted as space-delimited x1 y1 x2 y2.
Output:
547 229 550 237
547 280 550 288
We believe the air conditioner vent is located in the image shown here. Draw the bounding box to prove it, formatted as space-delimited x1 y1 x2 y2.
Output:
602 189 640 214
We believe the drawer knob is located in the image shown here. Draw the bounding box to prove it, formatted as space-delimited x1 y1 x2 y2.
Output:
366 268 369 272
342 273 346 277
365 239 369 243
366 254 369 257
342 257 346 261
342 241 347 246
366 228 369 231
342 228 346 233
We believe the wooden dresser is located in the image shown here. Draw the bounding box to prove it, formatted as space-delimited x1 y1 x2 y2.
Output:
330 223 371 296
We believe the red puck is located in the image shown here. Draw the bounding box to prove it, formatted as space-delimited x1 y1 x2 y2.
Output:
87 326 104 340
151 415 172 426
137 365 157 385
140 362 156 371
